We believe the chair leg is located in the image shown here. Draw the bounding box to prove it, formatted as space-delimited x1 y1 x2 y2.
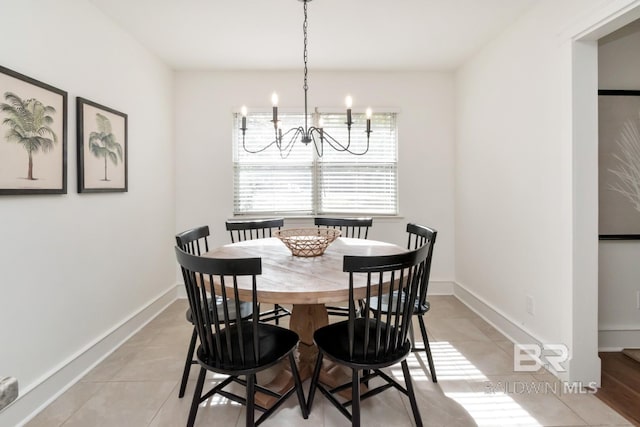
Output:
289 353 309 419
179 327 198 398
275 304 280 325
401 360 423 427
352 369 361 427
417 315 437 382
187 367 206 427
306 350 324 413
246 374 255 427
408 320 416 351
356 299 365 317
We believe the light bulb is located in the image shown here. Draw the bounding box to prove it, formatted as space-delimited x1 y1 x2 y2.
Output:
241 106 247 117
345 95 353 109
366 108 372 118
271 92 279 107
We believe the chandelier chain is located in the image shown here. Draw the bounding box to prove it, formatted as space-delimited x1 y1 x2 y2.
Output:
303 0 308 92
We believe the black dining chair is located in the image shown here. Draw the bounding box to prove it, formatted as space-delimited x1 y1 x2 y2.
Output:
226 217 285 243
175 247 308 427
370 223 438 382
314 217 372 239
225 218 291 324
306 244 431 427
175 226 254 398
314 217 373 317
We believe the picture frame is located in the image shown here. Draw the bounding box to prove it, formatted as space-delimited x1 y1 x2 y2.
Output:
77 97 128 193
0 65 67 195
599 89 640 240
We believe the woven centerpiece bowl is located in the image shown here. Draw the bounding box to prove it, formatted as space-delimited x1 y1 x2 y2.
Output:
275 227 341 257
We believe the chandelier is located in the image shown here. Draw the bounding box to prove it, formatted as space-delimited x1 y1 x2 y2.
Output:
239 0 372 158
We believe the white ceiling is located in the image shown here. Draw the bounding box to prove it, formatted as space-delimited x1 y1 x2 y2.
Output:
88 0 537 71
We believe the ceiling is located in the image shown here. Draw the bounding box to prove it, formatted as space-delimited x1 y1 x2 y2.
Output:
88 0 537 71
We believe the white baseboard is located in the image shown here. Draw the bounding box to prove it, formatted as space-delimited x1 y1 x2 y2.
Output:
428 280 455 295
598 327 640 350
176 282 186 298
598 347 624 352
452 282 544 344
3 285 178 427
451 281 569 381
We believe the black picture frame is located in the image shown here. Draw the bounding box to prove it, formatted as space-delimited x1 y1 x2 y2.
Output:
599 89 640 240
77 97 128 193
0 65 67 195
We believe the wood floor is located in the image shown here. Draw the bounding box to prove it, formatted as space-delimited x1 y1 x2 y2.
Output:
596 352 640 426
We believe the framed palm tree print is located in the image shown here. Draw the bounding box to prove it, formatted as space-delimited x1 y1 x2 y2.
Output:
77 97 128 193
0 65 67 195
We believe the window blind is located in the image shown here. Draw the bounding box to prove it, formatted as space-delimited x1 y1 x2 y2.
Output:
233 111 397 215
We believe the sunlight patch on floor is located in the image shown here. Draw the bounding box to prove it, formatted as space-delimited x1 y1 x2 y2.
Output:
199 373 243 407
201 394 241 407
392 341 542 427
445 392 541 427
395 341 488 381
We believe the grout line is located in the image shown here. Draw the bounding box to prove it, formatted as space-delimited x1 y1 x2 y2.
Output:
56 382 108 427
146 380 180 427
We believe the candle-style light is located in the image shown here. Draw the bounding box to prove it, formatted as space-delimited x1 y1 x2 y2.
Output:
318 117 324 142
271 92 279 126
241 106 247 131
366 107 372 136
345 95 353 127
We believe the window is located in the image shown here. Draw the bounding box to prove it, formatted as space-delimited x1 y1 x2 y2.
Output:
233 110 398 216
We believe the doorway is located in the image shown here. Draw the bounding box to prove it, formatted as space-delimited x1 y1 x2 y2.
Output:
571 1 640 386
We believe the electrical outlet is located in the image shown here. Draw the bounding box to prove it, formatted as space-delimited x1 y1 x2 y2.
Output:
526 295 534 315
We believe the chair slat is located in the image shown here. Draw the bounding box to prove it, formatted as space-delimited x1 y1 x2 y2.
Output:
225 218 284 243
314 217 372 239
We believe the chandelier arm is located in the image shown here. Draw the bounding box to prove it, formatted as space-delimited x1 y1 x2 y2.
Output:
278 127 305 159
316 128 350 151
309 127 323 157
242 134 281 154
312 127 369 156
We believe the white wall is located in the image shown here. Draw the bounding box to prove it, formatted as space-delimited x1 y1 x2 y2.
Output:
174 71 455 283
598 20 640 348
453 0 632 383
0 0 175 423
456 0 579 353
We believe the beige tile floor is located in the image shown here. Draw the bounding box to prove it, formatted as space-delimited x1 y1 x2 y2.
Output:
26 296 633 427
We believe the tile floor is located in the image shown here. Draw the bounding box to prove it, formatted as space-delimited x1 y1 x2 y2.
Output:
26 296 633 427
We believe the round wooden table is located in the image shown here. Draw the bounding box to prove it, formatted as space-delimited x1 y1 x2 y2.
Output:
204 236 406 404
